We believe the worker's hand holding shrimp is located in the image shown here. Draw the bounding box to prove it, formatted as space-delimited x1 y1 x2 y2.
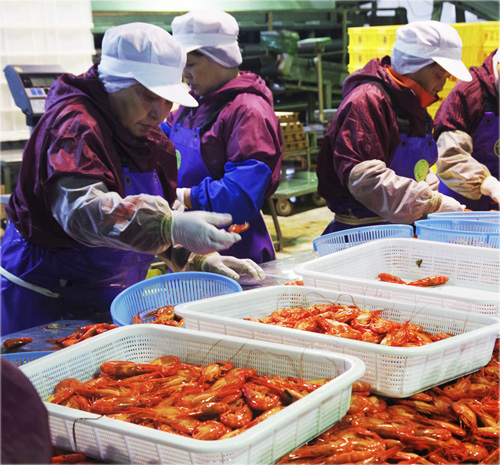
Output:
169 211 241 255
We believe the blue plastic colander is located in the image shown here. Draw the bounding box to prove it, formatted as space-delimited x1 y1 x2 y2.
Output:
415 219 500 248
313 224 414 257
111 272 242 326
428 211 500 222
2 351 56 367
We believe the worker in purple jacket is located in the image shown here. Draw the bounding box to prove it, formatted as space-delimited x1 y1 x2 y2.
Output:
0 23 264 335
434 48 500 210
316 21 471 234
161 10 283 264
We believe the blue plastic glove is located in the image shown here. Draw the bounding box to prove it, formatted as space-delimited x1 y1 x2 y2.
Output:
170 211 240 255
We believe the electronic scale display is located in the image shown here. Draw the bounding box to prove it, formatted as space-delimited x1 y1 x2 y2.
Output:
4 64 65 127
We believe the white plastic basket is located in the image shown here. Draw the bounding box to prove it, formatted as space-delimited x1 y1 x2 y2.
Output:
19 325 364 465
176 286 500 398
294 238 500 316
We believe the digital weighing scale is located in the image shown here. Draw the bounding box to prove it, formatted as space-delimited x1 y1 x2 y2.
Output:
4 64 65 128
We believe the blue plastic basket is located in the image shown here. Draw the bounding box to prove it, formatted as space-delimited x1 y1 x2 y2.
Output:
428 211 500 222
415 219 500 248
313 224 414 257
2 351 56 367
110 272 242 326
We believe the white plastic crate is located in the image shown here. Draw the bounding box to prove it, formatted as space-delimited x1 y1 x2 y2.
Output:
19 325 364 465
176 286 500 398
294 238 500 316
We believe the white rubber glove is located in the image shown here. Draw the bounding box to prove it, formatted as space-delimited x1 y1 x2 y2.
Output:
172 188 188 212
170 211 240 255
200 253 266 281
435 194 466 213
480 176 500 205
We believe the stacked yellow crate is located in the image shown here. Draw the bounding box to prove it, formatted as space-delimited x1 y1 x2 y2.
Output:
347 25 397 75
276 111 309 167
348 22 499 118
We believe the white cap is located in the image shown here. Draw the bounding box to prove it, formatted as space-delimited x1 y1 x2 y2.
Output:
172 11 243 68
392 20 472 82
98 22 198 107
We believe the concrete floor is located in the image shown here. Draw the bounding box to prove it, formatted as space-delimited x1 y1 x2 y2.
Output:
262 197 333 259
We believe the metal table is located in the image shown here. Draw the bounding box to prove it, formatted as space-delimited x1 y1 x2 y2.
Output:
1 320 98 355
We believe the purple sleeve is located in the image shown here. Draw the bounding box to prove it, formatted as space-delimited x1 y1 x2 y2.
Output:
333 85 399 186
433 76 485 140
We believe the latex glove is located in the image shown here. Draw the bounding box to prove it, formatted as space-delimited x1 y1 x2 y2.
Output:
172 188 188 212
170 211 240 255
201 253 266 281
480 176 500 205
435 194 466 213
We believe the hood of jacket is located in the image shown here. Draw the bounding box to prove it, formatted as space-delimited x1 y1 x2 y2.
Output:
192 70 274 107
342 56 429 120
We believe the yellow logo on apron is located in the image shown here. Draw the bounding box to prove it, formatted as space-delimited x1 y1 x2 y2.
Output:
175 149 181 170
414 159 429 182
494 139 499 157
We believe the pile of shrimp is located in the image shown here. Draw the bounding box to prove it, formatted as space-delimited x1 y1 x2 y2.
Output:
278 340 499 464
378 273 449 287
245 303 453 347
46 355 329 441
132 305 184 326
47 323 118 348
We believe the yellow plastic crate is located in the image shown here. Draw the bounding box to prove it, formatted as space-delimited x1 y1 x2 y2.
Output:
347 45 379 71
373 24 398 50
347 26 376 47
481 21 499 46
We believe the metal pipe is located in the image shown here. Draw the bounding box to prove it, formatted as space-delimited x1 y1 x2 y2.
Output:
316 52 324 123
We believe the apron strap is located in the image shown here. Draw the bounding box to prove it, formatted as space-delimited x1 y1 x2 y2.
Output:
480 79 498 115
198 91 241 137
0 265 60 298
175 91 242 137
369 80 412 135
334 213 387 226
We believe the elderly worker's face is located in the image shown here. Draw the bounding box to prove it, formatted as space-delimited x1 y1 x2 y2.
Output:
407 63 451 98
183 52 234 97
109 84 173 138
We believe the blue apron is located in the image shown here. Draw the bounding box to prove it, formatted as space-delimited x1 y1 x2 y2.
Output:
1 166 163 335
323 98 437 235
438 88 499 210
166 112 276 264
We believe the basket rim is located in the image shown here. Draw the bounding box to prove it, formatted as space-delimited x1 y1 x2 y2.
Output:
2 350 57 364
313 224 414 252
21 325 366 454
415 219 499 229
175 285 500 357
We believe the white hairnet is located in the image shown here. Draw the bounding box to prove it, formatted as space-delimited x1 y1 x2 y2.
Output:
172 10 243 68
391 49 435 75
98 22 197 106
391 20 472 81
